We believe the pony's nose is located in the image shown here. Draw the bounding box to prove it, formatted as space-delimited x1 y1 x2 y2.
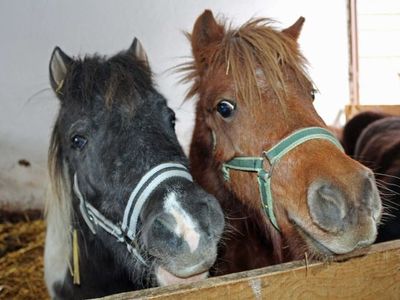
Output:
307 172 381 233
153 213 176 236
152 211 201 253
307 181 348 233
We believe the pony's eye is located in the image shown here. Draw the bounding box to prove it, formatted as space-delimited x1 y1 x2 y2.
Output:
71 135 87 150
216 100 236 119
170 113 176 128
311 89 317 101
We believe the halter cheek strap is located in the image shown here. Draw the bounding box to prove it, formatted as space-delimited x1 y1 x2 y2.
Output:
73 162 193 265
222 127 344 231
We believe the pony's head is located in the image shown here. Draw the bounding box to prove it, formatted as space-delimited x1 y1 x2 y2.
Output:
184 10 381 260
45 38 224 296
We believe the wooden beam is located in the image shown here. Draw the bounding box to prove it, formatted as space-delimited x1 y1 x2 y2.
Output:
348 0 360 106
101 240 400 300
345 104 400 120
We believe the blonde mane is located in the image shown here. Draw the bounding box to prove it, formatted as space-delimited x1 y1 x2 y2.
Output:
45 121 72 256
180 18 313 105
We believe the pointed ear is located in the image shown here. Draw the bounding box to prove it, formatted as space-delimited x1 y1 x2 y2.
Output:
127 38 149 67
282 17 305 41
191 10 224 69
49 47 72 95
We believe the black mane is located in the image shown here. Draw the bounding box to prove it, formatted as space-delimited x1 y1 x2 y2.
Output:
60 52 154 108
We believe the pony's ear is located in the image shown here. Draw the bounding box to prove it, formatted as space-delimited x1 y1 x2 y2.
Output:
127 38 149 67
191 10 224 69
49 47 72 95
282 17 305 41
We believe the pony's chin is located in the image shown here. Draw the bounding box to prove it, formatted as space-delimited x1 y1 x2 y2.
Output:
155 266 208 286
294 224 335 257
291 217 376 258
289 218 337 257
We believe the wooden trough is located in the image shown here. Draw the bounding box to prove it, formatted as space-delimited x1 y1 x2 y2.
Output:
101 240 400 300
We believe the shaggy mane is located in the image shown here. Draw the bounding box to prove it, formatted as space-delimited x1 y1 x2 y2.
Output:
45 120 73 265
179 17 313 105
58 53 153 109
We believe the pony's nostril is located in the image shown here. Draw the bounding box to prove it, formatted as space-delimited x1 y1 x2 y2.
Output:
153 214 177 235
362 171 382 220
307 182 347 233
362 174 373 206
203 195 225 239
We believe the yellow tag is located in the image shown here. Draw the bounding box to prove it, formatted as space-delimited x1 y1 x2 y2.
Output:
72 229 80 285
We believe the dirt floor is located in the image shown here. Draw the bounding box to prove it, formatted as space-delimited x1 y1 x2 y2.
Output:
0 210 48 300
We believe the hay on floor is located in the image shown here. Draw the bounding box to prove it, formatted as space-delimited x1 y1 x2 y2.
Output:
0 214 48 300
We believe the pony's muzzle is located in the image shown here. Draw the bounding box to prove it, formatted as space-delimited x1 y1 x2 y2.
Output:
149 212 219 277
307 170 381 235
146 191 224 278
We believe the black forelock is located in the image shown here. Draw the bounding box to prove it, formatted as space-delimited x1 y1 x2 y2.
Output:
60 51 154 109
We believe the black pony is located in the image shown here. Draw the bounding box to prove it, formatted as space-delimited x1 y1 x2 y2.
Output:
342 111 400 242
44 39 224 299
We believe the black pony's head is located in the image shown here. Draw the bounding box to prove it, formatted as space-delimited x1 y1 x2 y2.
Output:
45 39 224 297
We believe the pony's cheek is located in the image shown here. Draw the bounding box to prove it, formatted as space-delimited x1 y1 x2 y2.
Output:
208 124 237 162
226 171 263 208
214 147 233 164
268 159 311 224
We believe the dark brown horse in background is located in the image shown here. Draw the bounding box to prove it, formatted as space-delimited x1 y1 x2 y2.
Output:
181 10 382 275
342 111 400 243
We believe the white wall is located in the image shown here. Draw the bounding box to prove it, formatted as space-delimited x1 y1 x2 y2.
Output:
358 0 400 104
0 0 349 209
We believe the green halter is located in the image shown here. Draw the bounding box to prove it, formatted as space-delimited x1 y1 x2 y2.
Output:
222 127 344 231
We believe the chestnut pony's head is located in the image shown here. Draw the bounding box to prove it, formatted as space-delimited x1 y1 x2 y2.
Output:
183 10 382 259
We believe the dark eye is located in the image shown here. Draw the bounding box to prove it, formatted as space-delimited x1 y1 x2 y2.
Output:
169 113 176 128
311 89 317 101
216 100 236 118
71 135 87 150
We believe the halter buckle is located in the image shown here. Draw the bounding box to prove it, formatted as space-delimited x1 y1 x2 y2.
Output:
262 152 276 179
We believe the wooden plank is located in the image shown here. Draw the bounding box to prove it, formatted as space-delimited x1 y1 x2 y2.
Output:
345 104 400 120
100 240 400 300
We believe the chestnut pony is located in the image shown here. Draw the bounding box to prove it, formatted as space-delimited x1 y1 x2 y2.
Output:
181 10 382 275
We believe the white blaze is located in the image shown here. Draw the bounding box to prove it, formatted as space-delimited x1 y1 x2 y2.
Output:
163 191 200 253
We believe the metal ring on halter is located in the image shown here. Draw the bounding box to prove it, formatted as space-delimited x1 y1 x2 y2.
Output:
262 152 276 179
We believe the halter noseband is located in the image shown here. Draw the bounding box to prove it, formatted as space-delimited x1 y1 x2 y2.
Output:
73 162 193 265
222 127 344 231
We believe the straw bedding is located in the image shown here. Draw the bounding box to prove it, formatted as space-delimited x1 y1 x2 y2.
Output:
0 210 48 300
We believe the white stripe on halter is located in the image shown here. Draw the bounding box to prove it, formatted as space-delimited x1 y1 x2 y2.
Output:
73 162 193 265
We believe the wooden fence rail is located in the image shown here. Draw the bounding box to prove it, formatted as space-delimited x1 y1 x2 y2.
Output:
100 240 400 300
